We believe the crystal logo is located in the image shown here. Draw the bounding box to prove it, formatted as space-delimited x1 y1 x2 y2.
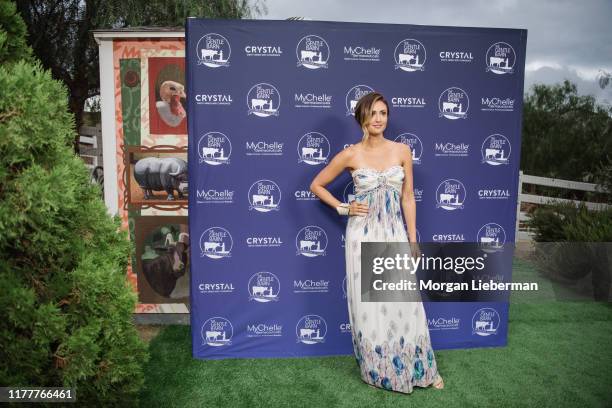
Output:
296 314 327 344
196 188 235 204
438 87 469 120
478 188 510 200
472 308 500 336
343 180 355 203
194 94 233 106
198 282 235 294
201 316 233 346
248 271 280 302
345 85 374 116
428 316 461 330
293 279 330 294
343 45 381 62
296 35 329 69
432 233 466 242
339 322 351 334
245 140 284 156
246 323 283 337
247 83 280 117
244 45 282 57
294 92 332 109
436 179 466 211
200 227 233 259
394 39 426 72
434 142 470 157
294 188 319 201
295 225 328 257
245 236 283 248
477 223 506 252
197 131 231 165
481 134 511 166
394 133 423 165
248 179 281 212
297 132 330 165
196 33 230 68
439 51 473 63
480 97 515 112
391 96 426 109
486 42 516 74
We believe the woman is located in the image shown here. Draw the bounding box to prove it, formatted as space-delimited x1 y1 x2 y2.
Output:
309 92 444 393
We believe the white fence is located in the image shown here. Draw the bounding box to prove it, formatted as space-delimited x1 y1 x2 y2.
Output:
515 170 610 241
78 124 102 170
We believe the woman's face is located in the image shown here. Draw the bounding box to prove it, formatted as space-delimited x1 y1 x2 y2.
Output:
365 100 388 137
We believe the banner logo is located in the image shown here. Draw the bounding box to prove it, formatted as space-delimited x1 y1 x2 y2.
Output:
394 39 426 71
345 85 374 116
196 33 231 68
248 272 280 302
297 132 330 165
198 132 231 165
200 227 233 259
481 134 511 166
196 188 235 204
486 42 515 74
438 87 469 120
246 323 283 337
247 83 280 117
394 133 423 165
472 308 500 336
248 180 281 212
296 35 330 69
477 223 506 252
202 317 233 346
296 315 327 344
436 179 466 210
296 226 328 257
428 316 461 330
343 45 381 62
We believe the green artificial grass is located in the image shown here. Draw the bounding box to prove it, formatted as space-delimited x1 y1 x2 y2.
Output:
140 258 612 407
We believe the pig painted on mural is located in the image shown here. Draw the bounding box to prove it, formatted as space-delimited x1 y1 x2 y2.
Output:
133 157 188 200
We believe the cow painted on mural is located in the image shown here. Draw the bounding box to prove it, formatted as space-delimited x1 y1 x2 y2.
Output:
133 157 188 200
142 232 190 298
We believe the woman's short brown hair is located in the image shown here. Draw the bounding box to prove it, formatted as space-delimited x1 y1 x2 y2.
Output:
353 92 389 140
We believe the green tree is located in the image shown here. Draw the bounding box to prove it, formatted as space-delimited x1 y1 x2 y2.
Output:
521 80 612 182
15 0 265 149
0 1 147 403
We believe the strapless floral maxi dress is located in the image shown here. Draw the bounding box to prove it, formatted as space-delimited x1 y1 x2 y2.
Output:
345 165 439 393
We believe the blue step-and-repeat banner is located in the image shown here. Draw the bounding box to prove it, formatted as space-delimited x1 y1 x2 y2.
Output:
186 18 527 359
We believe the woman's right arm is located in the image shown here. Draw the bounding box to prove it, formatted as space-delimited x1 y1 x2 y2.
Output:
309 148 368 216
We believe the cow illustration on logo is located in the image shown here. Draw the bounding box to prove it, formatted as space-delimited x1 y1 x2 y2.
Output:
481 134 511 166
247 83 280 117
394 133 423 165
345 85 374 116
296 35 329 69
296 314 327 344
201 316 233 346
200 227 233 259
477 223 506 253
248 271 280 303
472 308 500 336
196 33 231 68
197 131 231 165
394 39 426 72
297 132 330 165
486 42 516 75
248 180 281 212
296 225 328 257
438 87 469 120
436 179 466 211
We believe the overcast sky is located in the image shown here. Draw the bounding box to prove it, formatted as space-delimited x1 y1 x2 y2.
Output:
257 0 612 105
